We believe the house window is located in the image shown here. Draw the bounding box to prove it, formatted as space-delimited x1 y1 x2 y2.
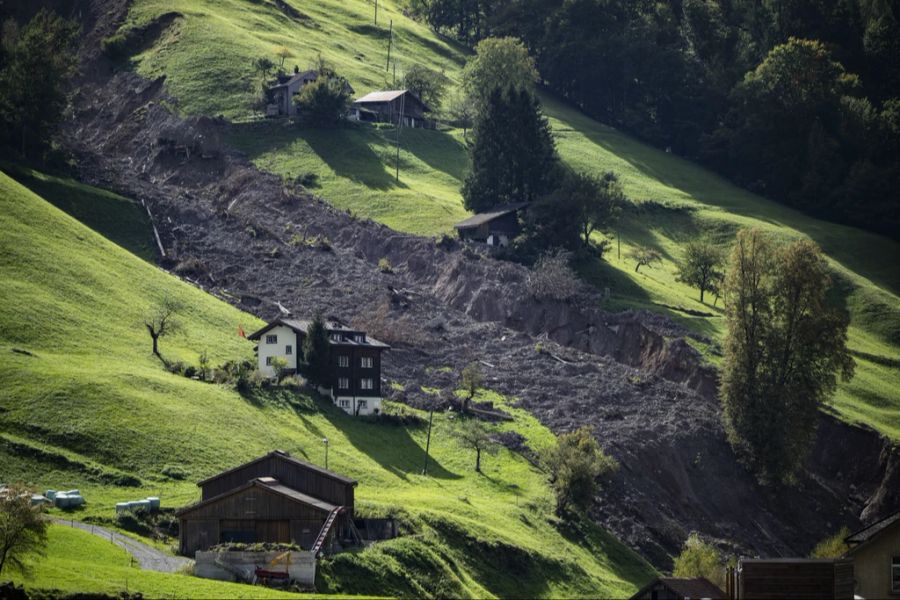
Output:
892 556 900 593
355 334 365 342
330 333 342 342
266 334 278 344
338 355 349 368
358 400 368 410
265 356 273 366
360 356 373 368
360 378 374 390
339 399 350 409
285 345 292 355
338 377 349 389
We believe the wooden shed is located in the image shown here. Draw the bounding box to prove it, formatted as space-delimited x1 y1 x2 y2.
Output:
454 202 528 247
730 558 854 599
177 451 358 556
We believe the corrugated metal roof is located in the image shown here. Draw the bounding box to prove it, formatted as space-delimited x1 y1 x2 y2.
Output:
453 202 529 230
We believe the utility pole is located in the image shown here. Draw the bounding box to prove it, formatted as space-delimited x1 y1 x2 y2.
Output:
374 0 378 25
395 91 405 182
422 407 434 475
392 61 396 87
386 19 393 71
322 437 329 470
617 231 621 261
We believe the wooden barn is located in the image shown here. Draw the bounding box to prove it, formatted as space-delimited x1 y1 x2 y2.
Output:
351 90 432 128
177 450 358 556
630 577 725 600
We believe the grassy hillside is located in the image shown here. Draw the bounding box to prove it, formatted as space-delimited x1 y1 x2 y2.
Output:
0 171 653 597
20 525 330 598
122 0 900 440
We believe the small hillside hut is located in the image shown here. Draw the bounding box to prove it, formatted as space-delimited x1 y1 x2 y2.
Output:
845 510 900 598
177 450 358 556
266 70 355 117
630 577 725 600
453 202 528 247
351 90 432 128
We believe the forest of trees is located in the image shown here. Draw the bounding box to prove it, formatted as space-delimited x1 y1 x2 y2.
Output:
417 0 900 239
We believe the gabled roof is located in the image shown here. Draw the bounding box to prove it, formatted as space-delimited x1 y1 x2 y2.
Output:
845 509 900 550
196 450 357 488
353 89 430 112
630 577 725 600
246 318 390 349
453 202 529 230
176 476 339 517
270 69 318 89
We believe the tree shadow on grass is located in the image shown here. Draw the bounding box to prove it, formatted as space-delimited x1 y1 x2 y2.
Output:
317 397 461 481
399 127 468 182
544 95 900 296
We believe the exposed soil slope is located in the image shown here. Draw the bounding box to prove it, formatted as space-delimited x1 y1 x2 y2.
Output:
56 0 899 568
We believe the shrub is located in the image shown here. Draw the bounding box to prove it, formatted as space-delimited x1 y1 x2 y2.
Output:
810 526 850 558
544 426 618 514
527 248 579 301
295 76 352 126
294 172 320 188
173 257 207 277
672 533 727 590
378 257 393 273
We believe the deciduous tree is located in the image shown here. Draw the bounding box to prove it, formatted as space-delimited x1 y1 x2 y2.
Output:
452 417 499 472
721 229 853 483
544 426 618 515
628 246 662 273
143 296 182 359
0 484 48 576
676 240 725 303
462 37 537 114
402 64 447 111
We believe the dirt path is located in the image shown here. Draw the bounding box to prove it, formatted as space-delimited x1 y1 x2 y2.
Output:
52 518 191 573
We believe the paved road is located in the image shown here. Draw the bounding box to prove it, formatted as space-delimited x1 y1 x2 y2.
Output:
52 518 191 573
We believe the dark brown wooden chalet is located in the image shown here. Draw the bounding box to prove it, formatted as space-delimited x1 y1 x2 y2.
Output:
453 202 528 247
266 70 355 117
630 577 725 600
247 318 390 416
177 450 357 556
352 90 432 128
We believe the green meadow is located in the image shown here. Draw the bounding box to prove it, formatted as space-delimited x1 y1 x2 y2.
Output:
0 170 653 597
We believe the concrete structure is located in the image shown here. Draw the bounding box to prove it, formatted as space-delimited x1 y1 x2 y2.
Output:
454 203 528 247
194 550 316 586
247 318 390 416
845 510 900 598
177 451 358 557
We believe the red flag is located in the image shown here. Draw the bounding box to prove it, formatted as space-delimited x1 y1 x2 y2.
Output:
238 325 246 338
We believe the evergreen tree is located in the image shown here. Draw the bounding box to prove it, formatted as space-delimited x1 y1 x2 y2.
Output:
461 87 560 213
302 313 332 386
0 9 80 158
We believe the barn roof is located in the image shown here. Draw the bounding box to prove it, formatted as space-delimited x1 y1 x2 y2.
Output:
845 509 900 550
630 577 725 600
246 318 390 349
196 450 358 488
176 475 339 517
353 89 430 112
453 202 529 230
